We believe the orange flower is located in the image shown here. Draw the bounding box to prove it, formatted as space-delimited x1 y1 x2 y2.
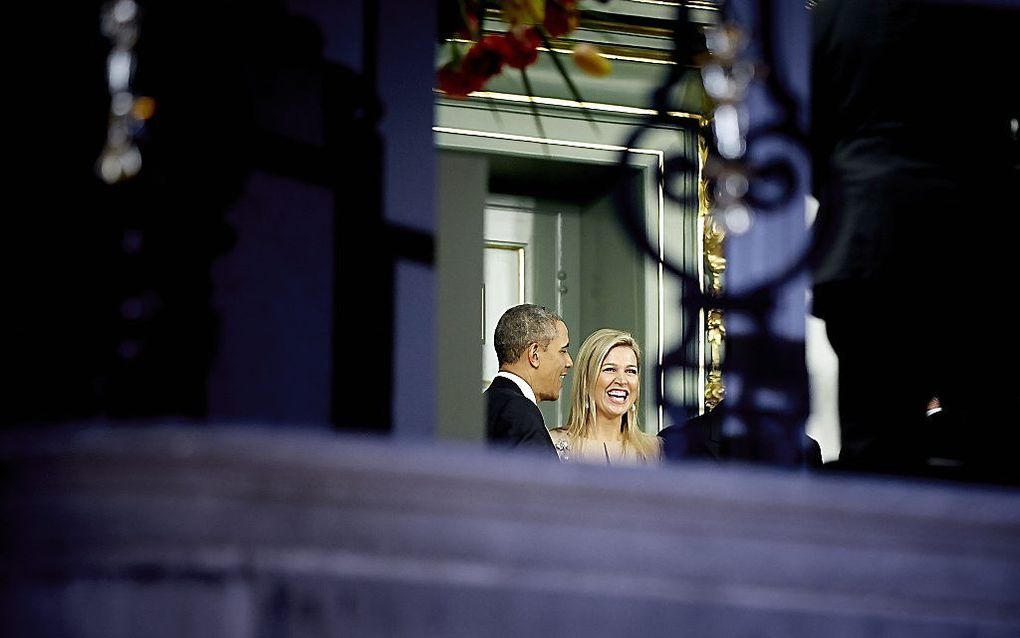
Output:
572 43 611 77
502 0 544 26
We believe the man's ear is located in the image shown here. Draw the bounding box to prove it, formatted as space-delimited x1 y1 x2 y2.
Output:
528 343 541 368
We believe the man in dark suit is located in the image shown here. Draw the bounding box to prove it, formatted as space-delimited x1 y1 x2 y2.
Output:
811 0 1019 480
484 304 573 455
658 405 726 462
658 400 824 468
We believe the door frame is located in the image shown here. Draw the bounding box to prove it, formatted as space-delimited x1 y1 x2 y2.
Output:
436 95 706 432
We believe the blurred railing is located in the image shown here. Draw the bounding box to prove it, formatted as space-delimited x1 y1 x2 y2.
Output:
2 426 1018 637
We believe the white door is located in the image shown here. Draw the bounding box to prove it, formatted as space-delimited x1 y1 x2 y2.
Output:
482 196 578 429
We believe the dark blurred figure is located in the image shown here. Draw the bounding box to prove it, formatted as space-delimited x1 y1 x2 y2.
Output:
811 0 1020 483
658 401 824 468
917 395 980 480
659 405 726 462
3 2 372 427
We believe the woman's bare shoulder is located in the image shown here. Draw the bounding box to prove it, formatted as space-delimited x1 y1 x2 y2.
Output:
636 430 662 443
549 428 570 445
638 431 664 461
549 428 571 460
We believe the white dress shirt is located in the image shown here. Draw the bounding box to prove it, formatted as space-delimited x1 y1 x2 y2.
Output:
494 371 537 406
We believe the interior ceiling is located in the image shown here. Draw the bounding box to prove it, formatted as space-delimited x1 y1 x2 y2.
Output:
487 153 638 205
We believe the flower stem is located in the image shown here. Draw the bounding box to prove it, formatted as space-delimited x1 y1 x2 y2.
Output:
520 68 550 155
534 26 598 133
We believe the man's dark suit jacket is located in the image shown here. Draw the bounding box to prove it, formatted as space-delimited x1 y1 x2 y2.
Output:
484 376 557 456
810 0 1020 479
811 0 1018 319
659 404 823 467
658 409 725 462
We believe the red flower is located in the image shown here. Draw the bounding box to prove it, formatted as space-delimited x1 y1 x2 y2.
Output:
438 36 508 97
462 35 508 82
502 27 540 69
437 61 483 97
437 1 595 96
544 0 579 38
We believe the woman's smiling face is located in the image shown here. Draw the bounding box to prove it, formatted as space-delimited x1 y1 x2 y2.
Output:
593 345 639 421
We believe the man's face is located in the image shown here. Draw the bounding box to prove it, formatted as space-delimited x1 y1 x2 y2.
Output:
533 321 572 402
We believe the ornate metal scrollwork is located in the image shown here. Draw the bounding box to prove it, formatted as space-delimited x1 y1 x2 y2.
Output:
611 0 812 462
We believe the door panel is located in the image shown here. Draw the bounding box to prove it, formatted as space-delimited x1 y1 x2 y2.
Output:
482 242 524 386
483 198 576 429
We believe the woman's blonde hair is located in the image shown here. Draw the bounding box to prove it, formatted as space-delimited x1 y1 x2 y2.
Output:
563 328 659 460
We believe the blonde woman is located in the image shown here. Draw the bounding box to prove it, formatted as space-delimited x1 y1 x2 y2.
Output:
550 329 661 465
